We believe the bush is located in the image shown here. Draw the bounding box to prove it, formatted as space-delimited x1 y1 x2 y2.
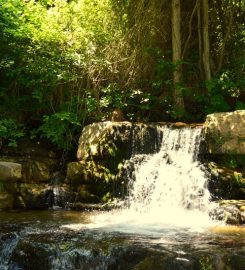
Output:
37 112 81 151
0 118 25 147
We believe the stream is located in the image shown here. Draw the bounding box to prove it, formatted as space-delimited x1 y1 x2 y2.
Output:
0 126 244 269
0 210 244 270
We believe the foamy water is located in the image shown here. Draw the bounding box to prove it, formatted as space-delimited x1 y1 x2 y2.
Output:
64 126 219 234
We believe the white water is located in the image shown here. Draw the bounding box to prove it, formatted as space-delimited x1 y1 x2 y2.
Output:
65 126 218 234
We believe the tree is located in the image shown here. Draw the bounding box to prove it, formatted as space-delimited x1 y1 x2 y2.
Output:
172 0 185 115
202 0 211 81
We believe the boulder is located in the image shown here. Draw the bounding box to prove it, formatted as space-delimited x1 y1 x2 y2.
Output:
0 157 59 183
66 161 91 183
205 110 245 154
51 185 76 208
0 139 59 183
76 121 163 160
19 183 53 209
67 122 165 202
67 161 116 184
0 162 22 182
208 162 245 200
211 200 245 225
0 182 25 210
0 191 15 210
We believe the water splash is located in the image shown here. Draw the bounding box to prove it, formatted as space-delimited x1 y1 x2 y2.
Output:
65 126 218 234
127 127 211 218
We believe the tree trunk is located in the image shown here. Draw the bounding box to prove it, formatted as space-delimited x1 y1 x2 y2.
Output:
202 0 211 81
216 9 234 74
197 0 204 80
172 0 184 115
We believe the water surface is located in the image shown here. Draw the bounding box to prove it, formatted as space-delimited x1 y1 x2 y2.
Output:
0 210 244 270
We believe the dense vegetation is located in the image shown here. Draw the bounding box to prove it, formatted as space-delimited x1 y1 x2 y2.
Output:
0 0 244 154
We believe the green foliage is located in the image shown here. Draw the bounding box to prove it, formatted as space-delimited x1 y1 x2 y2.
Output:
99 84 160 121
204 70 244 114
233 172 245 188
100 84 125 111
0 0 244 151
37 112 81 151
0 118 25 147
152 57 176 91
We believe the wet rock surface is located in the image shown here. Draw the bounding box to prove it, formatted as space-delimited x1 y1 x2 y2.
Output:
208 162 245 200
0 140 63 210
204 111 245 225
1 117 245 213
68 122 206 203
211 200 245 225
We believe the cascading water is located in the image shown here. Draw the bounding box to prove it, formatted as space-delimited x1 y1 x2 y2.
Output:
126 126 214 227
1 126 244 270
66 125 218 234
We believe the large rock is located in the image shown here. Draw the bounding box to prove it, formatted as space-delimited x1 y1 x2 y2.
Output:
0 139 61 209
77 121 163 160
211 200 245 225
0 139 59 183
0 162 22 181
205 110 245 154
0 190 15 209
0 156 59 183
18 184 53 209
208 162 245 200
0 182 25 210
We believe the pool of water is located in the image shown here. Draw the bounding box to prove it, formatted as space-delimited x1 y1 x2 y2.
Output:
0 210 244 270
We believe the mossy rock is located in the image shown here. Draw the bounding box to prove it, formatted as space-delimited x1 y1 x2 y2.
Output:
0 162 22 182
205 110 245 154
208 162 245 199
67 161 116 184
211 200 245 225
19 183 53 209
77 190 100 203
0 191 14 210
77 122 163 161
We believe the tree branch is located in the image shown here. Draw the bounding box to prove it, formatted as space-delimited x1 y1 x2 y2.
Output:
182 0 199 59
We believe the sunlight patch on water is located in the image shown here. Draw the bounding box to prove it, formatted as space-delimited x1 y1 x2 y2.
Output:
63 207 219 236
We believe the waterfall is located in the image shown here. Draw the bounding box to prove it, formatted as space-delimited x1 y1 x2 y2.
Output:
66 125 217 233
124 126 214 228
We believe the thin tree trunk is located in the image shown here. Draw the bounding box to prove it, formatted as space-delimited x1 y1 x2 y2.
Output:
182 0 199 59
172 0 184 114
216 10 234 74
197 0 204 80
202 0 211 81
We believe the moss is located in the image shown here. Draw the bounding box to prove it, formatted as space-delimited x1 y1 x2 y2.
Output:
199 256 214 270
134 257 163 270
208 162 245 199
78 190 100 203
101 191 112 203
